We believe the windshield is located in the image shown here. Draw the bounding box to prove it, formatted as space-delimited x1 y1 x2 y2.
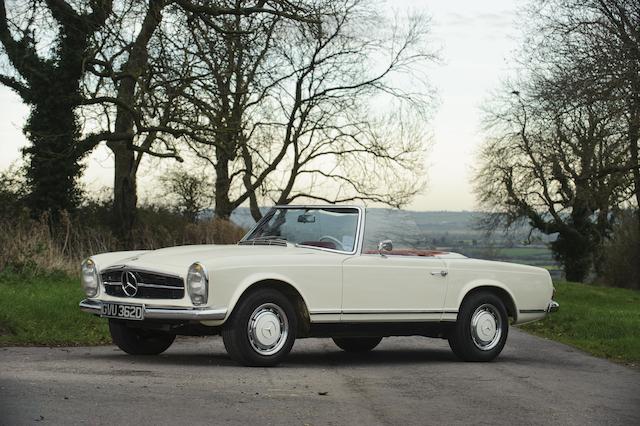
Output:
244 207 360 252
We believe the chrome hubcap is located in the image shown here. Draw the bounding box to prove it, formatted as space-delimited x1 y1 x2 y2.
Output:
247 303 289 356
470 303 502 351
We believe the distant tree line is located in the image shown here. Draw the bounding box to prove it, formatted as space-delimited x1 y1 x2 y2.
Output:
0 0 436 245
475 0 640 286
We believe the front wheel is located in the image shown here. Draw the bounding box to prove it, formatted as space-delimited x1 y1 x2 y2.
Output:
448 291 509 362
222 289 297 367
109 320 176 355
333 337 383 352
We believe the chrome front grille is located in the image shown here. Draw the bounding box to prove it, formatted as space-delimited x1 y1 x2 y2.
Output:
101 269 185 299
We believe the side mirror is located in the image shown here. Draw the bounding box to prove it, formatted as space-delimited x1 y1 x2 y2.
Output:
377 240 393 255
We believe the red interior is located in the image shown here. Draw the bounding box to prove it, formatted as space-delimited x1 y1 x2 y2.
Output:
363 249 446 257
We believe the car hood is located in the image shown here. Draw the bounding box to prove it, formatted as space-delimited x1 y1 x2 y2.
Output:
93 244 316 276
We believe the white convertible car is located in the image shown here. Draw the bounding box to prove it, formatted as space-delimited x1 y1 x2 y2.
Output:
80 205 558 366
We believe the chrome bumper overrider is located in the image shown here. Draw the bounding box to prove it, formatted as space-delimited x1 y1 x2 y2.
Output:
547 300 559 313
79 299 227 321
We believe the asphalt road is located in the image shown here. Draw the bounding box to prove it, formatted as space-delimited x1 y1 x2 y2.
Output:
1 329 638 425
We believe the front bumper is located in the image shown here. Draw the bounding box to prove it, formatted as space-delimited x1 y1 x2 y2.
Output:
547 300 559 313
79 299 227 321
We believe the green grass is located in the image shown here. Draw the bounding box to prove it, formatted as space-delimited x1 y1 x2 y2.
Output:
521 281 640 366
0 270 110 346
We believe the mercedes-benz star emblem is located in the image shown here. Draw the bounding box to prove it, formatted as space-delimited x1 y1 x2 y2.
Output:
121 270 138 297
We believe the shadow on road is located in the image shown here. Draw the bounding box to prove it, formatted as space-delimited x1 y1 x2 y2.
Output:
83 346 467 369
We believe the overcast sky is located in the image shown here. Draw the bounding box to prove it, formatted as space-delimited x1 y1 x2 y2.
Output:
0 0 520 211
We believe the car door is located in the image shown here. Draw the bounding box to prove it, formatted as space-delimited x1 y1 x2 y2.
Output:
341 254 449 322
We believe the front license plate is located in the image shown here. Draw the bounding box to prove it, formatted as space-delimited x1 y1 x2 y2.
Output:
101 302 144 321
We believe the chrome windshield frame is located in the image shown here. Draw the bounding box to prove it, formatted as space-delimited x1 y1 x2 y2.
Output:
240 205 365 255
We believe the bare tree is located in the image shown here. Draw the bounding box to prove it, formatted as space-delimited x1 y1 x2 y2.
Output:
476 86 631 281
523 0 640 214
178 0 436 220
474 0 639 282
247 4 433 215
166 3 284 220
1 0 320 238
79 0 184 241
77 0 321 240
162 167 212 222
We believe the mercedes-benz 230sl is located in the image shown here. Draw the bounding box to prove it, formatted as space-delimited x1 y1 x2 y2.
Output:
79 205 558 366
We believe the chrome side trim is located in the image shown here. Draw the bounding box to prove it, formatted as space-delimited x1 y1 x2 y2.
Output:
342 309 458 314
308 309 459 315
79 299 227 321
519 309 546 314
308 309 342 315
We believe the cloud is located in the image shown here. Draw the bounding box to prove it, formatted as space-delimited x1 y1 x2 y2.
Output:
434 9 517 40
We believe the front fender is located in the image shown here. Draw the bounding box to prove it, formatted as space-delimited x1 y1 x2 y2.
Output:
205 272 310 326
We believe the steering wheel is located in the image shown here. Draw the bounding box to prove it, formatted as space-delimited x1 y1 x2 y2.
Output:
319 235 345 250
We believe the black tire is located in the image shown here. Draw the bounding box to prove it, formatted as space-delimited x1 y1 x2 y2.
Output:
222 288 297 367
108 320 176 355
448 291 509 362
332 337 383 352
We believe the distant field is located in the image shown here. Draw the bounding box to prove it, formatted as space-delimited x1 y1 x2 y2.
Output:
459 245 560 273
496 247 551 258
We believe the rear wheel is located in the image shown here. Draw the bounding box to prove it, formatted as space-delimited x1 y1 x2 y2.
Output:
333 337 383 352
448 291 509 362
222 288 297 367
109 320 176 355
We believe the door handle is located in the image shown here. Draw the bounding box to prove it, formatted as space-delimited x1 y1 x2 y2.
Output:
430 270 448 277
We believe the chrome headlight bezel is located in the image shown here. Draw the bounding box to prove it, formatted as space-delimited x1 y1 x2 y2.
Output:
81 258 99 298
187 262 209 306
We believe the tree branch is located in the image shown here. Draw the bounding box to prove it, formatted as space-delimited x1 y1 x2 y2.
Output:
0 73 28 98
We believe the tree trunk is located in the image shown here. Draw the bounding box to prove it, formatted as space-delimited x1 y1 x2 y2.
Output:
553 218 596 282
553 231 591 282
110 143 138 246
107 0 165 241
551 181 596 282
627 108 640 288
247 190 262 222
214 146 233 220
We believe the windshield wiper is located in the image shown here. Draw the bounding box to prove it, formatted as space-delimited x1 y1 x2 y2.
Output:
238 236 288 246
253 235 287 240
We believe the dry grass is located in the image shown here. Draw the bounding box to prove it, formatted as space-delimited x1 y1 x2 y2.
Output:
0 210 246 275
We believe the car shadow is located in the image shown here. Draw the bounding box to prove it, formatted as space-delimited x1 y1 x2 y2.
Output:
284 347 459 367
86 346 462 368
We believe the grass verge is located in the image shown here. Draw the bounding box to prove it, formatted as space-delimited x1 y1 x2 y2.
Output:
520 281 640 366
0 270 110 346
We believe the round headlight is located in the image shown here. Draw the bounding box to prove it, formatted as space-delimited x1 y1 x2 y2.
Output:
81 258 99 298
187 262 208 306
